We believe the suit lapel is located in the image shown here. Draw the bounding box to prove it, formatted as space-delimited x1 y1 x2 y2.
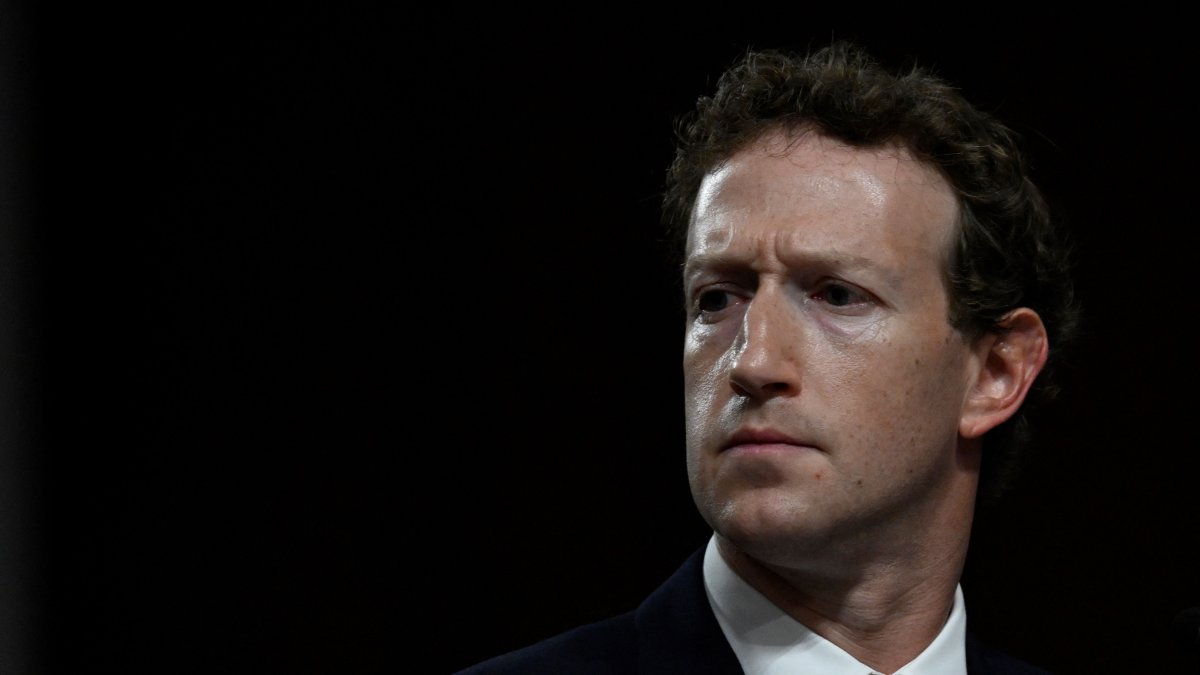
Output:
633 548 745 674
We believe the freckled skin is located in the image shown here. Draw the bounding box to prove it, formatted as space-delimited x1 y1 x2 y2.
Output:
682 130 987 576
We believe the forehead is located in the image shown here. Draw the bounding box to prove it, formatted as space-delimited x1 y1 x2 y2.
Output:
687 131 959 267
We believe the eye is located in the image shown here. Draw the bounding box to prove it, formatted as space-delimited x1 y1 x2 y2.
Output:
689 287 745 321
812 281 869 308
697 289 733 313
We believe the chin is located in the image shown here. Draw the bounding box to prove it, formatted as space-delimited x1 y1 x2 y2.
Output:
705 490 829 560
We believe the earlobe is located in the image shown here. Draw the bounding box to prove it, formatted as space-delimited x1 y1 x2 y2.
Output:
959 308 1049 439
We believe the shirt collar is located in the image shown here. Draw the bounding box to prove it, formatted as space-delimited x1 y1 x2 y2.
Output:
701 534 968 675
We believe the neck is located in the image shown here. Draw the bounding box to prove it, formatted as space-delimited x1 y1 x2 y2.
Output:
715 488 975 673
719 536 965 673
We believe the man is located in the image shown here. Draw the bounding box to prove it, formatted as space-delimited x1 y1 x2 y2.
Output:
459 41 1078 675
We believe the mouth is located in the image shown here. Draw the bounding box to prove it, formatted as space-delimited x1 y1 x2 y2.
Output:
721 427 818 453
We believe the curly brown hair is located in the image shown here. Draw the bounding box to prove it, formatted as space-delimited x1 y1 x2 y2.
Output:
662 41 1081 507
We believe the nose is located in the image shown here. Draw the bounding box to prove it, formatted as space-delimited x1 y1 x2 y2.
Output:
728 287 801 400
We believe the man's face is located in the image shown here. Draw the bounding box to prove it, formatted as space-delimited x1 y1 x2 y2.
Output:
683 130 984 569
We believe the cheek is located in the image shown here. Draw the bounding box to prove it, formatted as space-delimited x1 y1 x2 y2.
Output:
683 335 737 486
682 333 730 418
823 333 969 451
683 369 722 455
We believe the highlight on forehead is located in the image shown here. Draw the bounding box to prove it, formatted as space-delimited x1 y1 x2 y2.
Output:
697 128 953 211
684 125 964 291
689 128 960 239
761 127 953 194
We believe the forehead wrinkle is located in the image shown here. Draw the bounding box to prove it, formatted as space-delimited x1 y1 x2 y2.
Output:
689 171 909 282
789 143 958 282
772 226 907 293
684 229 904 294
687 131 959 293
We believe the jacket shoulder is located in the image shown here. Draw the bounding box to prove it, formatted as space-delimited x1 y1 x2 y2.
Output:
966 632 1055 675
454 611 639 675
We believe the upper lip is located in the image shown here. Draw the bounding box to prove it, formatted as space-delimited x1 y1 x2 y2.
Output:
722 427 810 451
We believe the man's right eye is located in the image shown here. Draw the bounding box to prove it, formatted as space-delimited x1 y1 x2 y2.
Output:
696 289 733 314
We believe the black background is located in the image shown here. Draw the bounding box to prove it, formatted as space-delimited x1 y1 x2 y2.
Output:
5 6 1197 674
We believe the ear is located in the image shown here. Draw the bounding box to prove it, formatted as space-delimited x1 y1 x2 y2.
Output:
959 308 1049 439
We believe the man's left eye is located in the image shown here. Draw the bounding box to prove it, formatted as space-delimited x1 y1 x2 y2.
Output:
813 282 865 307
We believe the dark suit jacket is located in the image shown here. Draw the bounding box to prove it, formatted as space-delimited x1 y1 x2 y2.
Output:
457 547 1053 674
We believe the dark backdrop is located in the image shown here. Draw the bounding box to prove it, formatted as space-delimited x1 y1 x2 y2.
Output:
13 7 1198 674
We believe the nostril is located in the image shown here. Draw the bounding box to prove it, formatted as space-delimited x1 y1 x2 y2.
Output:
729 377 792 399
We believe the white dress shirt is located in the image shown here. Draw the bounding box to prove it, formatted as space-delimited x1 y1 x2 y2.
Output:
702 534 968 675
